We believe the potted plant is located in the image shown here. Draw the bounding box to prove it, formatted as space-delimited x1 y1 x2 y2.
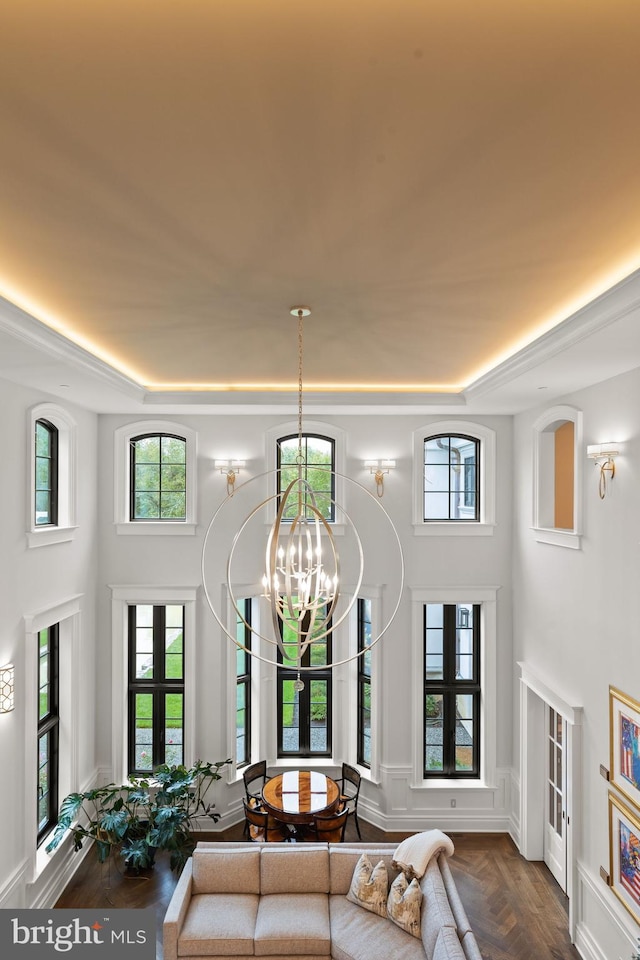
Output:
47 759 229 874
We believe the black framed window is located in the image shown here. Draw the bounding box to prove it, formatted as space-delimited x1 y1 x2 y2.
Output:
37 624 59 844
128 604 185 774
277 607 332 758
236 599 252 768
423 435 479 521
277 434 335 522
357 598 372 768
35 419 58 526
424 603 480 778
130 434 187 521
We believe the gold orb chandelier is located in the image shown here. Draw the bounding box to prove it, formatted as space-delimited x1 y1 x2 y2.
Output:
202 307 403 686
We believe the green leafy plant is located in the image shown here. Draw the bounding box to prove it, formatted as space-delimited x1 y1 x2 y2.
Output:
46 759 229 874
632 936 640 960
425 694 441 719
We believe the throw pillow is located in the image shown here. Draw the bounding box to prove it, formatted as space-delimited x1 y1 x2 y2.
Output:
387 871 423 938
346 853 389 917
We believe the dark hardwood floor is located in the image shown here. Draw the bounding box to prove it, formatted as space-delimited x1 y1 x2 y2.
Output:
55 820 581 960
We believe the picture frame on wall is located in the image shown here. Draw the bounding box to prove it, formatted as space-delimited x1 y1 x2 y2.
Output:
609 791 640 924
609 686 640 810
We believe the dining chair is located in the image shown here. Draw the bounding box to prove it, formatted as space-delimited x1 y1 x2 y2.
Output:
243 760 270 802
311 806 349 843
337 762 362 839
242 761 271 838
242 798 290 843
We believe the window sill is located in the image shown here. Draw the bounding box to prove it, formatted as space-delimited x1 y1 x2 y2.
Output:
532 527 582 550
413 777 487 789
32 828 59 883
115 522 197 536
413 522 495 537
269 759 337 771
27 526 78 548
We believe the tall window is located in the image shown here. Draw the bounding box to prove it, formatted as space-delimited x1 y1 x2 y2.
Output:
423 435 479 521
424 603 480 778
277 608 332 758
128 604 185 774
37 624 59 844
130 434 187 521
35 419 58 526
277 434 335 522
236 599 252 768
357 599 372 768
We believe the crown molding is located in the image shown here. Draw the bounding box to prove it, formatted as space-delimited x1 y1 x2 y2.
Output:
464 268 640 401
0 296 145 401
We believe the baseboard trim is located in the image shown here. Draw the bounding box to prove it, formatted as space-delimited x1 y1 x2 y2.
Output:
0 859 29 908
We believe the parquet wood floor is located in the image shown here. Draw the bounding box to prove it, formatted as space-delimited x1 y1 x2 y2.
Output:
55 821 581 960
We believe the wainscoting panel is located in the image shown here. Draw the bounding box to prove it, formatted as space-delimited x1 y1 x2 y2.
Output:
575 860 640 960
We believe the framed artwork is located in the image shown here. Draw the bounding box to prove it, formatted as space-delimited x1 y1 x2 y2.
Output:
610 686 640 809
609 791 640 924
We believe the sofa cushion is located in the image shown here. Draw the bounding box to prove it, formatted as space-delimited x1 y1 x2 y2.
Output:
255 893 330 956
329 847 400 895
387 872 423 938
260 845 330 894
420 858 457 957
433 924 466 960
178 893 259 956
329 896 427 960
346 854 388 918
191 848 261 895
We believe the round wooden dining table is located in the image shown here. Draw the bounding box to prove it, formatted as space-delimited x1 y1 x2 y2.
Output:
262 770 340 831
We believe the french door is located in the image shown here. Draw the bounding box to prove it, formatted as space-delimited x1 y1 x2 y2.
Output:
544 706 567 891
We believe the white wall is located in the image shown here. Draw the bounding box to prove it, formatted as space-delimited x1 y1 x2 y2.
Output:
0 379 99 908
97 411 514 832
513 365 640 960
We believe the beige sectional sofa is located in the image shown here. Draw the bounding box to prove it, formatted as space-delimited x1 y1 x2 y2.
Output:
163 842 482 960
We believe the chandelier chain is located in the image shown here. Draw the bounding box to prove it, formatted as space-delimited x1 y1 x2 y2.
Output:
297 309 304 456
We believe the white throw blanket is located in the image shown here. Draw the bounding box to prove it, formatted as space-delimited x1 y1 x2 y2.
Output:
392 829 455 879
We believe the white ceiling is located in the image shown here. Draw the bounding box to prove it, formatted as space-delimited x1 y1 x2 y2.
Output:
2 1 640 414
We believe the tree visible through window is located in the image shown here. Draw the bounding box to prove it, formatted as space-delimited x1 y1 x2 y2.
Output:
35 419 58 526
128 604 185 774
37 624 59 844
423 435 479 521
277 434 334 522
424 603 480 777
130 434 187 521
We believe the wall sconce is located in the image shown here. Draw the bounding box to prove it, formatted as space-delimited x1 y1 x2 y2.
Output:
364 459 396 498
587 444 619 499
215 460 245 496
0 664 15 713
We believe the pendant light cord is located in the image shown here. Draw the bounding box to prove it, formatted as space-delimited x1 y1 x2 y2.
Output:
297 309 304 511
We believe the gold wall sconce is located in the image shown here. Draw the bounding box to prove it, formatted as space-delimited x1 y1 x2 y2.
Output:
364 459 396 497
586 444 619 499
215 460 245 496
0 663 15 713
